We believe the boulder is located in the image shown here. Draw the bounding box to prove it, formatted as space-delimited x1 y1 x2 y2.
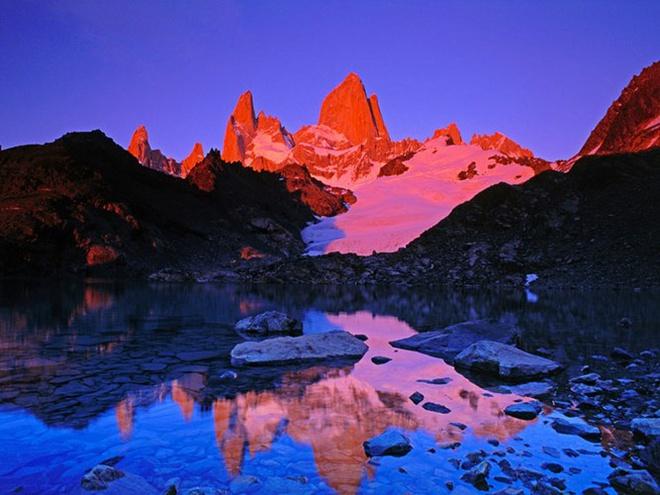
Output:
230 330 368 366
363 428 412 457
234 311 302 338
390 319 519 361
631 418 660 440
454 341 563 380
504 401 543 420
608 468 659 494
551 417 601 441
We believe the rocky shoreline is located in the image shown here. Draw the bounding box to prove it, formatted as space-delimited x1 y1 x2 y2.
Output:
64 311 659 494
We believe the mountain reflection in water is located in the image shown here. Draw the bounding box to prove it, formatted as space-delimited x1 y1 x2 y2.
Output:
0 280 656 494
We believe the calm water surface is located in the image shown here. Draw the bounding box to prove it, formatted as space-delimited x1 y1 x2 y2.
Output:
0 281 658 494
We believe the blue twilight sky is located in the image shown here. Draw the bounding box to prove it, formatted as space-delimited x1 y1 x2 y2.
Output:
1 0 658 160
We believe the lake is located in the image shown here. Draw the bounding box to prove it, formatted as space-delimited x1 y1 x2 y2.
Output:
0 280 658 494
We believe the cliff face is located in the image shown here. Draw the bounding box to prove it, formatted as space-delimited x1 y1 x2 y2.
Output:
580 61 660 156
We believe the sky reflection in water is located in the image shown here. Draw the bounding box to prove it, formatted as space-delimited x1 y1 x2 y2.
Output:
1 281 655 494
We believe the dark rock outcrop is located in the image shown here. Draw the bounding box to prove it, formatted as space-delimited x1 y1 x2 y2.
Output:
0 132 313 276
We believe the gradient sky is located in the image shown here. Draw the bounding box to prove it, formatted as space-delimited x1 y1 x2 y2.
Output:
1 1 659 160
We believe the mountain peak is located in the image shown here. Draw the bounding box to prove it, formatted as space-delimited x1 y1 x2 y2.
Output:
432 123 463 145
128 125 151 164
222 91 258 162
579 60 660 155
232 90 257 133
181 142 205 178
470 132 533 158
318 73 390 145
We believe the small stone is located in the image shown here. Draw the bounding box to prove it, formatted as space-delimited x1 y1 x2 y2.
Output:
218 370 238 381
504 401 543 420
409 391 424 405
570 372 601 385
81 464 125 491
611 347 634 361
354 334 368 341
422 402 451 414
450 422 468 430
371 356 391 365
461 461 491 490
363 428 412 457
417 377 452 385
541 462 563 473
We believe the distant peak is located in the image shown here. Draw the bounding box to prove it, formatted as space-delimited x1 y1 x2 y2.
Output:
130 125 149 142
579 60 660 156
470 132 533 158
432 123 463 145
318 73 389 144
232 91 257 132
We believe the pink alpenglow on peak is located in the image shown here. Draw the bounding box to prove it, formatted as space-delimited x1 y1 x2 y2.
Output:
222 90 257 163
470 132 534 158
127 125 180 175
318 72 390 145
220 73 420 185
303 136 536 255
579 60 660 156
181 142 205 177
432 123 463 145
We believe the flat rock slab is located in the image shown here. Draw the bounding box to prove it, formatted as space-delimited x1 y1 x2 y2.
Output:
498 381 555 398
230 330 368 366
363 428 412 457
551 417 601 441
389 319 519 361
176 350 225 362
454 340 563 380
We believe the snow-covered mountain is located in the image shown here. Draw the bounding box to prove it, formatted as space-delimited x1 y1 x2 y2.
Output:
129 73 547 256
303 135 540 255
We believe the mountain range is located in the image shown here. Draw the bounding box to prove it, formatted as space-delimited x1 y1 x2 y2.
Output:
0 60 658 283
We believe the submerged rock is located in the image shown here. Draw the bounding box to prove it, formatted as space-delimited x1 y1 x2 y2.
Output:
234 311 302 338
454 340 563 380
389 319 519 361
363 428 412 457
230 330 368 366
498 381 555 398
551 417 601 441
461 460 491 490
80 464 158 494
504 401 543 420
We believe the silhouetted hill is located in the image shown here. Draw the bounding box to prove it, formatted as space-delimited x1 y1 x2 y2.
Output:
0 131 313 276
